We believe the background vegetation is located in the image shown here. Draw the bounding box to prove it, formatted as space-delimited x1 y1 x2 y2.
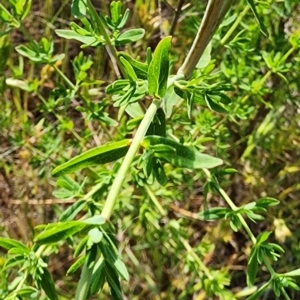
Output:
0 0 300 299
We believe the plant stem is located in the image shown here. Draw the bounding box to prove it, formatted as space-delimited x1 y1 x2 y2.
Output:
203 168 256 244
144 184 167 216
220 5 250 45
178 0 234 79
86 0 125 77
101 100 161 220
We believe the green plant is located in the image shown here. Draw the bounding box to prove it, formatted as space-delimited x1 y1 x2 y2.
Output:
1 0 300 299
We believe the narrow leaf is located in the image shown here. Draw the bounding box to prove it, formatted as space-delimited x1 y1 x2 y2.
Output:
52 139 131 177
247 0 269 37
0 237 28 252
34 221 86 244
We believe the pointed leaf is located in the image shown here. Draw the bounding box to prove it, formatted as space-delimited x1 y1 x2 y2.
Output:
34 221 86 244
52 139 131 177
247 0 268 37
148 36 172 98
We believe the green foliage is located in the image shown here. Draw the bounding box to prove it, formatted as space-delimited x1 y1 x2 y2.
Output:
1 0 300 299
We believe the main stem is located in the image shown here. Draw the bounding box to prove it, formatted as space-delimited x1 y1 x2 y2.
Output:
101 100 161 220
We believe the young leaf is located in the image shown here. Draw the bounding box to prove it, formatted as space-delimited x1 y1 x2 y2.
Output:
115 28 145 45
148 36 172 98
119 56 137 81
52 139 131 177
110 1 121 24
118 52 148 79
34 221 86 244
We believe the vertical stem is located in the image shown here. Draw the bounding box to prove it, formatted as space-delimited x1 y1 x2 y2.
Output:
86 0 125 77
101 100 161 220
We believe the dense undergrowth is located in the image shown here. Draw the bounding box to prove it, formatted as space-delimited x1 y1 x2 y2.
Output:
1 0 300 299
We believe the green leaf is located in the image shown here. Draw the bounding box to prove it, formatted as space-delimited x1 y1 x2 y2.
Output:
246 0 269 37
142 135 223 169
246 280 271 300
162 85 181 118
89 258 106 295
99 241 129 281
17 287 38 297
88 228 103 246
67 255 86 275
115 28 145 45
71 0 87 18
119 56 137 81
105 263 123 300
52 139 131 177
74 236 89 257
255 197 280 208
153 159 168 186
55 29 97 45
59 199 87 221
84 216 106 225
38 268 58 300
148 36 172 98
34 221 86 244
0 237 29 252
118 52 148 79
282 268 300 277
256 231 272 246
198 207 230 220
110 1 121 24
247 248 259 286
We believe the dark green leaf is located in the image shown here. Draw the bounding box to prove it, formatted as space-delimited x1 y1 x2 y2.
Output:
52 139 131 177
38 268 58 300
71 0 87 18
89 258 106 295
105 263 123 300
148 36 172 98
247 248 259 286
